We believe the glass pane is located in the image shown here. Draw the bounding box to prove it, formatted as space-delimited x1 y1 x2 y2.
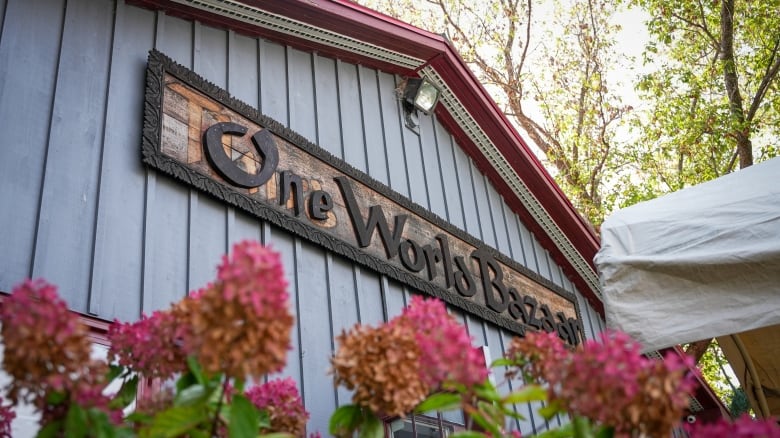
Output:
390 415 454 437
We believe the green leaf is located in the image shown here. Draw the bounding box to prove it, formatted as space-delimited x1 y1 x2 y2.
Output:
329 404 364 437
106 364 126 383
502 385 548 404
468 411 501 437
45 390 67 405
88 408 119 438
259 434 294 438
594 426 615 438
186 430 210 438
176 370 199 393
415 392 462 414
233 377 246 394
571 416 595 438
186 355 207 386
109 375 139 410
65 404 88 438
125 411 154 426
473 382 502 402
175 383 209 406
450 432 487 438
499 404 526 421
538 402 562 421
229 394 261 438
36 420 64 438
258 409 271 429
489 358 514 368
358 411 383 438
533 422 574 438
144 404 209 437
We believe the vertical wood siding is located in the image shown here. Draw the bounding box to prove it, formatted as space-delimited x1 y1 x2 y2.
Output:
0 0 605 435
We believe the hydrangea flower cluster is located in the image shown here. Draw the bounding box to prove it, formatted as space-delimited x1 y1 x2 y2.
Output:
0 280 117 424
245 377 309 436
332 322 428 417
107 309 188 379
107 241 294 381
395 296 488 388
509 331 697 437
506 326 568 382
177 241 294 379
685 414 780 437
0 402 14 438
332 296 486 417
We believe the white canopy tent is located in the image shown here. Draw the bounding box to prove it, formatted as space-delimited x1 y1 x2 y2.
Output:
595 157 780 417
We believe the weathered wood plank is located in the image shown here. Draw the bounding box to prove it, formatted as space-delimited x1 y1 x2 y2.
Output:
142 11 193 313
296 241 336 435
400 104 429 209
488 185 512 257
327 253 359 405
455 147 482 239
266 228 302 388
378 73 410 198
505 210 526 265
288 47 316 141
435 120 464 229
188 22 228 292
337 61 365 169
228 31 259 107
359 66 389 186
90 1 155 321
313 54 341 157
473 170 497 249
32 0 114 311
420 115 447 219
259 39 287 124
0 0 65 292
357 268 385 326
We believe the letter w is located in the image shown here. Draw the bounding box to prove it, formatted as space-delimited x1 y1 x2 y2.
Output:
335 176 407 259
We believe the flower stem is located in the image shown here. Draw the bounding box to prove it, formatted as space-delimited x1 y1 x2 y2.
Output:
211 376 230 437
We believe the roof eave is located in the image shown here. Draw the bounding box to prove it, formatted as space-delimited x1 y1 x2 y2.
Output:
128 0 604 313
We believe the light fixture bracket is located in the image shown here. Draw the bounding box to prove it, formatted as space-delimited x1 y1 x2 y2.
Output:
402 77 441 115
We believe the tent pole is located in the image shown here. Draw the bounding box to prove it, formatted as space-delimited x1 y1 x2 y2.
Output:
731 334 771 418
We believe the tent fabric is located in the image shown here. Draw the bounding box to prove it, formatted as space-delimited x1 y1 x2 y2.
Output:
595 157 780 353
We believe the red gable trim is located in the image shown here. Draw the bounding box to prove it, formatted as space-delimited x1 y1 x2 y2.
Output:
128 0 603 314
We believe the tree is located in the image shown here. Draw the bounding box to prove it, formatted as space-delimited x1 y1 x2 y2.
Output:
619 0 780 206
358 0 634 226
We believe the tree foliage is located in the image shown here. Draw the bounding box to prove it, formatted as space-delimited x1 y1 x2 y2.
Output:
359 0 780 225
358 0 633 226
619 0 780 206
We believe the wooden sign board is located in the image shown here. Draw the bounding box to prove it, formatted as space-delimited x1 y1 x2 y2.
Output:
143 50 584 344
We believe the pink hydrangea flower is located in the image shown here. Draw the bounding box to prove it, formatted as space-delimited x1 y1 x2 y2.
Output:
685 414 780 437
107 309 188 379
0 280 92 403
394 296 488 389
0 280 119 425
509 330 698 436
217 239 290 319
180 241 294 379
245 378 309 436
0 402 14 438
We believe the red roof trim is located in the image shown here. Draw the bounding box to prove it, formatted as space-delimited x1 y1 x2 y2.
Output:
128 0 603 313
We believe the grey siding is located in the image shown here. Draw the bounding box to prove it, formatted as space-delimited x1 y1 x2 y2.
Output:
0 0 605 435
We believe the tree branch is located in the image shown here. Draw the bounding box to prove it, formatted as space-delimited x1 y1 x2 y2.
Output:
747 35 780 122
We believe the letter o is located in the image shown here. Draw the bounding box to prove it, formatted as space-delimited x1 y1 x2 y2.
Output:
399 240 425 272
203 122 279 188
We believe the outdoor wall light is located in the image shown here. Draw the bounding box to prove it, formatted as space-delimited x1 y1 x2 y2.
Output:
399 77 441 134
403 77 441 115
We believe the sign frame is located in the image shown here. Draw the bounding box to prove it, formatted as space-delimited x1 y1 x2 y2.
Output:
142 49 585 342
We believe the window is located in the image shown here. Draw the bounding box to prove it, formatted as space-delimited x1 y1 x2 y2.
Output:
388 413 462 437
